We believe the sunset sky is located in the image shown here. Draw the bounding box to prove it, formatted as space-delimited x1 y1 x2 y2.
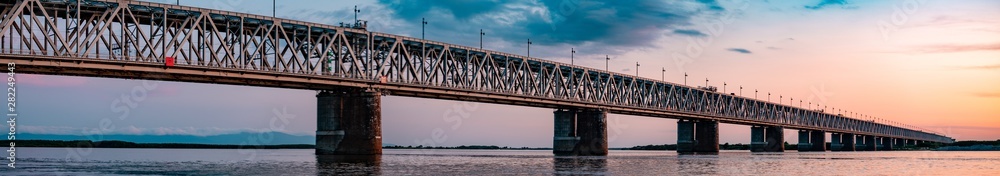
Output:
15 0 999 147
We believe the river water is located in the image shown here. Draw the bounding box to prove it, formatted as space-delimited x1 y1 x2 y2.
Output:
4 147 1000 175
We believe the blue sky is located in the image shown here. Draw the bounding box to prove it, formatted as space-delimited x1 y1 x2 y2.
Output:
16 0 1000 147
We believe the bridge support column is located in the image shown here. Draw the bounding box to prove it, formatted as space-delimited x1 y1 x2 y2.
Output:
751 126 785 152
677 120 718 153
577 109 608 156
810 130 826 151
694 120 719 153
862 135 877 151
892 138 906 149
907 139 917 146
553 109 579 155
316 88 382 155
880 137 894 151
830 133 843 151
677 120 696 153
764 126 784 152
875 137 885 150
553 108 607 156
750 126 766 152
839 133 855 151
797 130 812 152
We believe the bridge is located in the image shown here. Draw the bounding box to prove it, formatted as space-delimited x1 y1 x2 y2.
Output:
0 0 953 155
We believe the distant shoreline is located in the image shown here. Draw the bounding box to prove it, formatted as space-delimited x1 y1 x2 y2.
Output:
5 140 998 151
2 140 313 149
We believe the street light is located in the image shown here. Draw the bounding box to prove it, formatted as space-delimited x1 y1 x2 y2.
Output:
355 6 361 25
527 38 532 58
705 78 708 87
635 62 640 76
571 48 575 65
739 86 743 96
723 82 726 94
661 68 665 82
684 72 688 85
421 18 427 40
755 89 758 99
605 55 610 71
480 29 485 49
422 18 428 58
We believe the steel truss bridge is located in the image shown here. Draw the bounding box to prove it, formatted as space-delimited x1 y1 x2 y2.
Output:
0 0 952 143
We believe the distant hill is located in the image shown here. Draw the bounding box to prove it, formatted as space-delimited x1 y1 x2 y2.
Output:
18 132 314 145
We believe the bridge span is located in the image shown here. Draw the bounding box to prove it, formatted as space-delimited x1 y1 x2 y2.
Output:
0 0 952 155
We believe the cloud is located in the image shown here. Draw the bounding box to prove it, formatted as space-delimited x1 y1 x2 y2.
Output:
960 64 1000 70
376 0 724 56
697 0 725 11
915 43 1000 53
673 29 707 37
804 0 849 10
727 48 752 54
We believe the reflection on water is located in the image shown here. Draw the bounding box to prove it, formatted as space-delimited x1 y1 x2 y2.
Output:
676 153 719 175
316 155 381 175
553 156 607 175
7 148 1000 175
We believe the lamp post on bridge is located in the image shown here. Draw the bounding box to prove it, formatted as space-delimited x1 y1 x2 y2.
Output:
661 68 665 82
767 92 770 102
527 39 532 58
605 55 610 71
684 72 688 86
635 62 640 76
705 78 709 88
421 18 427 40
480 29 485 49
422 18 427 58
571 48 575 65
755 89 758 99
723 82 726 94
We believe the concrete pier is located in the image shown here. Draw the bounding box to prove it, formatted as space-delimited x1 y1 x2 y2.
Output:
862 135 877 151
830 133 843 151
810 130 826 151
750 126 766 152
677 119 719 153
797 130 812 152
751 126 784 152
838 133 856 151
880 137 894 151
765 126 785 152
694 120 719 153
797 130 825 152
553 109 580 155
576 109 608 156
316 88 382 155
553 108 607 156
